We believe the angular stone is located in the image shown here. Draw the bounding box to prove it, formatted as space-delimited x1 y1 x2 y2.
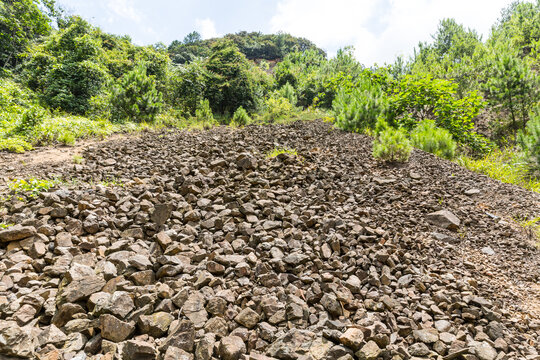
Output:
339 328 364 351
355 340 380 360
426 210 460 230
0 225 36 242
99 314 135 342
138 312 174 337
122 339 157 360
219 335 246 360
413 328 439 344
161 320 195 352
234 307 260 329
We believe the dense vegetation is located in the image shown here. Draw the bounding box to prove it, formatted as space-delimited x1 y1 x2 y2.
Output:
0 0 539 188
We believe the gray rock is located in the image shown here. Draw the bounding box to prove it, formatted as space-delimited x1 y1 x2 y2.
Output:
426 210 460 230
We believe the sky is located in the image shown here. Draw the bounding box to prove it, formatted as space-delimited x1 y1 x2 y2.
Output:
57 0 521 66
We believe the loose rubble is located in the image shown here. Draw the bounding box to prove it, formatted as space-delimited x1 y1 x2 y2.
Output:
0 120 539 359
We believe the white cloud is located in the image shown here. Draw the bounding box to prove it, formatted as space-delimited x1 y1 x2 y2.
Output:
196 18 219 39
106 0 143 23
270 0 517 65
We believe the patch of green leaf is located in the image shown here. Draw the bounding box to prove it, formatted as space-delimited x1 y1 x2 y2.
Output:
8 178 60 198
457 149 540 193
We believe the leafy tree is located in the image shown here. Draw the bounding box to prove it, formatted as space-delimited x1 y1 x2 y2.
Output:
0 0 56 68
183 31 202 44
388 74 485 149
195 98 215 127
111 64 163 123
518 108 540 171
166 59 207 116
279 82 297 106
203 40 270 114
333 76 389 133
484 49 539 132
491 1 540 57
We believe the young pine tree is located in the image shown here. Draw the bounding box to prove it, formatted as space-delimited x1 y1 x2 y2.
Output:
111 64 163 123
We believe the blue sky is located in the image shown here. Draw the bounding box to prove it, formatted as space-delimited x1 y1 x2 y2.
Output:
57 0 520 65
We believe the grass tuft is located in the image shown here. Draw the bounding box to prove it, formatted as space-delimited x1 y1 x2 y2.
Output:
267 147 298 159
456 149 540 193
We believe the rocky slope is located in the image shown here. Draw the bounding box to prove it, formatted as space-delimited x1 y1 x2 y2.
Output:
0 120 538 360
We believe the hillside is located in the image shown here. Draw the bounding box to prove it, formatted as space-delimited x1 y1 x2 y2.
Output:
0 120 538 359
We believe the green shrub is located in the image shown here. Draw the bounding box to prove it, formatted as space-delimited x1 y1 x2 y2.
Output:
333 78 389 133
263 97 295 122
388 74 487 152
232 106 251 126
195 99 215 123
518 110 540 171
13 106 46 135
111 64 163 123
9 178 59 198
0 138 33 153
372 119 412 163
410 120 457 159
279 82 297 106
27 116 118 145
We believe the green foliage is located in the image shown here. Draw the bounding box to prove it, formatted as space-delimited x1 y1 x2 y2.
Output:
9 177 59 198
372 119 412 163
0 0 56 68
267 147 298 158
13 106 46 134
232 106 251 126
518 109 540 171
166 59 207 116
262 97 295 122
279 82 297 106
26 115 118 145
491 1 540 58
484 49 539 132
333 76 389 133
195 99 215 123
410 120 457 159
388 74 488 151
168 31 324 65
111 64 163 123
203 41 270 114
457 149 540 193
0 138 33 153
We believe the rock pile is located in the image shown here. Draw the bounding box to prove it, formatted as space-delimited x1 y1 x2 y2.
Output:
0 120 538 359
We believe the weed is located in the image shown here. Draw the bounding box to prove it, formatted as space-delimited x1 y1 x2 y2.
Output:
267 147 298 159
456 149 540 193
72 154 84 164
8 178 60 198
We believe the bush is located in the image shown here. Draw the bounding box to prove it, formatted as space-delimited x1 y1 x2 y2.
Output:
279 83 297 106
410 120 457 159
518 110 540 171
195 99 215 123
232 106 251 126
111 64 163 123
0 138 33 153
13 106 46 135
372 119 412 163
263 97 295 122
333 78 389 133
388 74 485 150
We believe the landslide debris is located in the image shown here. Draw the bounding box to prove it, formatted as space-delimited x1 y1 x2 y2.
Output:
0 120 538 359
